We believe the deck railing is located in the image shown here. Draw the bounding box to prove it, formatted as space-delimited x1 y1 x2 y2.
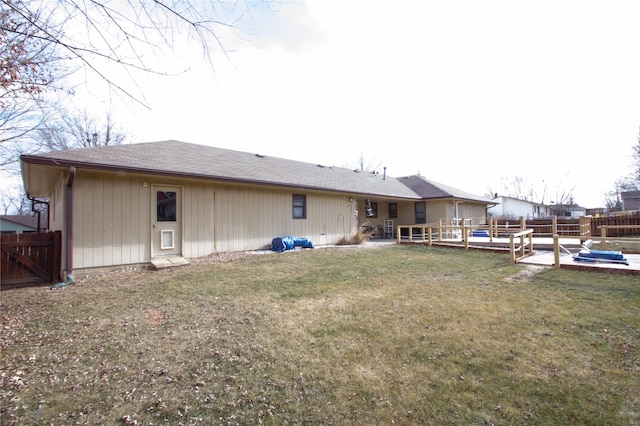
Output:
397 216 591 243
509 229 535 263
396 222 535 262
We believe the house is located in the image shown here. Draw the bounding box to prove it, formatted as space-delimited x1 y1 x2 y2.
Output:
548 204 587 218
487 195 549 219
20 140 493 277
621 191 640 211
0 215 39 234
399 175 495 223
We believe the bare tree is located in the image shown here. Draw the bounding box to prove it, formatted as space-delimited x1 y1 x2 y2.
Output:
0 1 64 103
1 0 263 166
488 174 575 205
348 151 384 174
603 126 640 209
0 108 128 215
632 125 640 183
2 0 261 105
0 186 30 215
39 108 127 151
0 1 65 164
487 176 539 202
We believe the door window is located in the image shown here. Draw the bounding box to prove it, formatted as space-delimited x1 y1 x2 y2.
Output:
157 191 177 222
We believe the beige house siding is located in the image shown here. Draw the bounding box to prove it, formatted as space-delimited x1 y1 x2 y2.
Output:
50 172 66 232
63 170 489 270
457 202 487 223
73 170 150 269
211 185 355 253
50 171 68 278
356 200 416 236
68 170 358 269
395 202 417 226
183 181 215 257
426 201 448 224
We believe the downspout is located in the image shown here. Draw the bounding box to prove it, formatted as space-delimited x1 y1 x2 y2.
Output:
51 166 76 290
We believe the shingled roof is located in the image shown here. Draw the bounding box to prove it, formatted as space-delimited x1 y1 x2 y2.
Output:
0 215 39 229
398 175 493 204
21 140 421 199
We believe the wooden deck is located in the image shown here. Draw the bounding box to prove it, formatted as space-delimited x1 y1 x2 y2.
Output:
519 250 640 275
399 236 582 251
398 235 640 275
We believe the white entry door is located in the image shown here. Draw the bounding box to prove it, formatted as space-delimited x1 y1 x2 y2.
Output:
152 186 182 257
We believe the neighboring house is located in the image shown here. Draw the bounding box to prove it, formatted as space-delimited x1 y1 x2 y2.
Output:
0 215 39 234
20 140 493 276
487 195 549 219
549 204 587 218
621 191 640 211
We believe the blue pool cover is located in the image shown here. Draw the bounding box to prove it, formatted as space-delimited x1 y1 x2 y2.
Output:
472 230 490 237
574 250 628 265
272 236 314 252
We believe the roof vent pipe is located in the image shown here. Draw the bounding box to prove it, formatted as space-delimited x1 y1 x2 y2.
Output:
383 166 387 181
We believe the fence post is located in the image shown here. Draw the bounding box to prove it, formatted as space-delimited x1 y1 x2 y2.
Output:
509 233 516 264
553 235 561 269
428 226 432 246
600 226 607 249
489 218 495 241
580 216 591 237
552 216 557 235
520 217 525 231
464 222 469 249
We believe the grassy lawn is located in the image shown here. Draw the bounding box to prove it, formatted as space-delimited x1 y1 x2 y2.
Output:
1 245 639 425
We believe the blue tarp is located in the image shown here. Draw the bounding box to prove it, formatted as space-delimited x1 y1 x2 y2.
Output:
272 236 314 252
472 230 490 237
574 249 629 265
577 250 625 261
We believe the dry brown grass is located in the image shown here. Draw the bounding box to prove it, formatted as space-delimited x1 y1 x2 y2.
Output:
1 245 639 425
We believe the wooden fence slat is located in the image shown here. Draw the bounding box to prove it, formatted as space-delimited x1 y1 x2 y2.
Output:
1 231 62 290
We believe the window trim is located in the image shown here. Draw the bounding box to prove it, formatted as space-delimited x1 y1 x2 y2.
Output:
292 194 307 219
366 201 378 218
389 202 398 219
415 201 426 224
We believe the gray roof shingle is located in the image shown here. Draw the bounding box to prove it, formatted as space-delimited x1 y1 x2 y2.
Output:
22 140 421 199
1 215 39 229
398 175 493 203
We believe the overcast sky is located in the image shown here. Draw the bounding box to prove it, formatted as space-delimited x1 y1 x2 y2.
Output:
82 1 640 208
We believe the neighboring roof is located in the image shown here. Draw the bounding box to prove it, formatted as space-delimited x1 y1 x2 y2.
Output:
21 140 420 199
491 195 547 206
398 175 493 204
1 215 38 229
550 204 586 211
621 191 640 199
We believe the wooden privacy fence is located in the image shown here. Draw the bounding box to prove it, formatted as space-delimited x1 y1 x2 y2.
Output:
591 214 640 237
492 217 591 237
1 231 62 290
497 214 640 238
